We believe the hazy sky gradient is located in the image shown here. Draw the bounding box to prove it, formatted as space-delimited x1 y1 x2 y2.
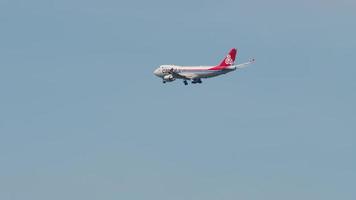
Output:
0 0 355 200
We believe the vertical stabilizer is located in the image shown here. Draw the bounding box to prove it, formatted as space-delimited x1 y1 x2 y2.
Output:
209 48 237 70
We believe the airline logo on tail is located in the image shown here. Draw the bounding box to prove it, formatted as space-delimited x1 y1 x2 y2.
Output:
225 55 234 65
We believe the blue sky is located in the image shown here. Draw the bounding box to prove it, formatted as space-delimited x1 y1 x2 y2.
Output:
0 0 355 199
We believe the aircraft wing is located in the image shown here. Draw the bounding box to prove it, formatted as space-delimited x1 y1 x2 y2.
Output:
168 69 195 80
235 58 255 69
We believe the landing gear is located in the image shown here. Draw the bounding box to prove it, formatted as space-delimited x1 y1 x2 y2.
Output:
183 80 188 85
162 80 166 84
191 79 202 84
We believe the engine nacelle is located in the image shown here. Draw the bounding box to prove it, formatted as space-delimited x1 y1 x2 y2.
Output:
163 74 175 82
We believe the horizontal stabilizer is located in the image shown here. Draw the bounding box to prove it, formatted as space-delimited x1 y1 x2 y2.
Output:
235 58 255 69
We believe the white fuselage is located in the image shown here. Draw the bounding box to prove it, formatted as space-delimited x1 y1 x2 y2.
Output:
154 65 236 80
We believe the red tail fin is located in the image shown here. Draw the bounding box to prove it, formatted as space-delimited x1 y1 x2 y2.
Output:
210 48 237 70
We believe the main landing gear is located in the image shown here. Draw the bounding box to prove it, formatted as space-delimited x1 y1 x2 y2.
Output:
183 80 188 85
191 79 202 84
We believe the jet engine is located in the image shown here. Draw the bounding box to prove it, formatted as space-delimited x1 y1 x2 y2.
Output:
163 74 175 82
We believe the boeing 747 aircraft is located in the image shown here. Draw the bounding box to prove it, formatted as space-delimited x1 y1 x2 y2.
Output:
153 48 254 85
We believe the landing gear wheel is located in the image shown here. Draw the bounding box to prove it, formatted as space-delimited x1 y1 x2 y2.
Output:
191 79 202 84
183 80 188 85
163 80 166 84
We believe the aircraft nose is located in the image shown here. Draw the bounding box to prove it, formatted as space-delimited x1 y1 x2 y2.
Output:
153 68 160 76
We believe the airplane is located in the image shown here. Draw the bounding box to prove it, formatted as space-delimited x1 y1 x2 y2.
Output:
153 48 255 85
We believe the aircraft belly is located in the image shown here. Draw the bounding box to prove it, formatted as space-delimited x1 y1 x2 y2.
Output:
191 72 215 79
202 71 224 78
180 70 227 79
